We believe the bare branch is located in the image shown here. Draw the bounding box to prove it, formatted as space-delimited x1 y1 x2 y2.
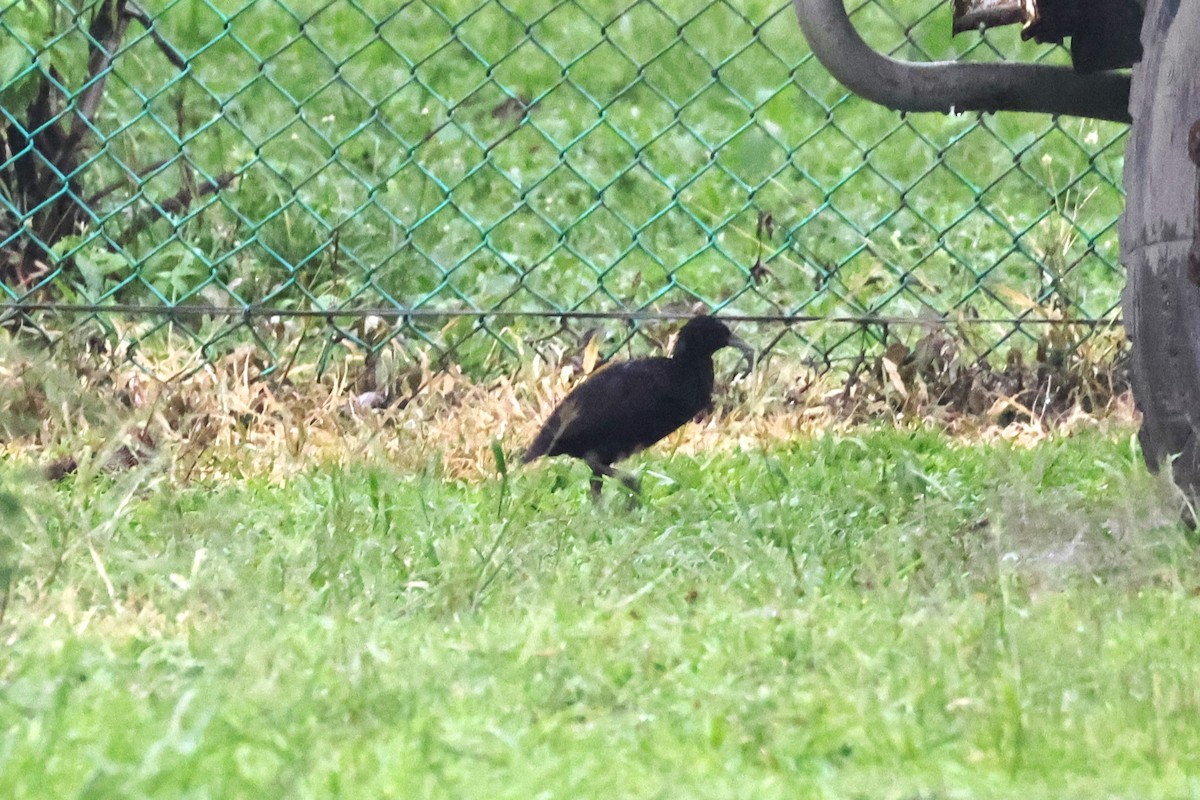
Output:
85 157 173 207
119 170 237 243
66 0 131 151
123 1 188 71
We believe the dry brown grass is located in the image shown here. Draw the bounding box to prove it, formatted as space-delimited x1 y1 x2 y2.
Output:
0 322 1138 484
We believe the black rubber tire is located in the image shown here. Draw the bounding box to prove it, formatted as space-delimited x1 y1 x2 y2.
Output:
1120 0 1200 495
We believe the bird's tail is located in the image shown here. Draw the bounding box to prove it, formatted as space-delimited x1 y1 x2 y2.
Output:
521 410 562 464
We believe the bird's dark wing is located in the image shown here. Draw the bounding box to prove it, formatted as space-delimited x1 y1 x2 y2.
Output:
523 358 680 463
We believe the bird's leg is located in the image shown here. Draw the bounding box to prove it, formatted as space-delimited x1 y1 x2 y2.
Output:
585 456 642 506
589 468 604 503
617 469 642 509
585 456 615 503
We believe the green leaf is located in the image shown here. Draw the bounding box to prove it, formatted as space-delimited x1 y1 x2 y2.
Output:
0 490 20 519
491 439 507 478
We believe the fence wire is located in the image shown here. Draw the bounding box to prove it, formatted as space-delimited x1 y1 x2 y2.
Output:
0 0 1128 382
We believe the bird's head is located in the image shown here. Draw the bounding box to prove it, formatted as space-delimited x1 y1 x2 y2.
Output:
671 316 755 371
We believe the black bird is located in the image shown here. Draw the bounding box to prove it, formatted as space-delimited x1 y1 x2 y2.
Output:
522 316 754 500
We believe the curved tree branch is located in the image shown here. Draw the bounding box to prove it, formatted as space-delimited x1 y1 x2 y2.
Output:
792 0 1131 123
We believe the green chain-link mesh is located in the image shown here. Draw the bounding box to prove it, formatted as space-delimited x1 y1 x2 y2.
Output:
0 0 1127 378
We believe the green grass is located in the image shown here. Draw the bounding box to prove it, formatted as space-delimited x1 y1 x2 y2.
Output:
4 427 1200 797
0 1 1128 371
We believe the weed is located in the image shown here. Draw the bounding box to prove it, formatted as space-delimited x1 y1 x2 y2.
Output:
1 429 1197 796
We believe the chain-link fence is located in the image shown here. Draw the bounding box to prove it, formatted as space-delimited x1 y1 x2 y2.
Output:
0 0 1127 384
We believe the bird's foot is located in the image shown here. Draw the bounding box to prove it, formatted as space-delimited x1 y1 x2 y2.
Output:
619 473 642 510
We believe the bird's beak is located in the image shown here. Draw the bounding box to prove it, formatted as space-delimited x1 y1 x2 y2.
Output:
728 335 755 375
